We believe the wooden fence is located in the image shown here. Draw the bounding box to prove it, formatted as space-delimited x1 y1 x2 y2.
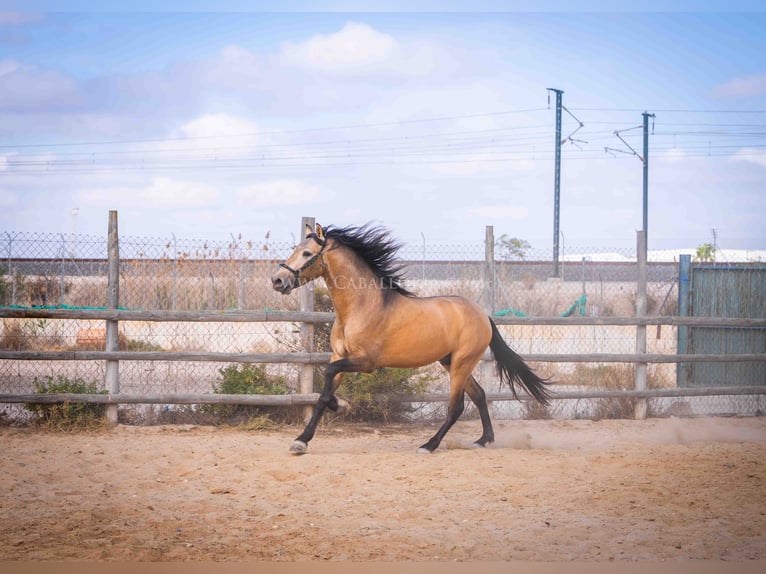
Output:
1 217 765 420
1 307 765 413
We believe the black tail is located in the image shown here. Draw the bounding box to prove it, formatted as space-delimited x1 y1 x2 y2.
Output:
488 318 551 405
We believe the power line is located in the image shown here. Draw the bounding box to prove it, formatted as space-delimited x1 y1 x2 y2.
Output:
2 105 765 175
570 107 766 114
0 107 551 151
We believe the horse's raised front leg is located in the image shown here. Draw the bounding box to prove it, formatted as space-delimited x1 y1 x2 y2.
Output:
290 357 356 455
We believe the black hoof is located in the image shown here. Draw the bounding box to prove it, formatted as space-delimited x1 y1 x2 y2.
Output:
473 436 494 448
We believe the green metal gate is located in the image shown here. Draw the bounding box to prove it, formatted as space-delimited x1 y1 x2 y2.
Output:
678 257 766 387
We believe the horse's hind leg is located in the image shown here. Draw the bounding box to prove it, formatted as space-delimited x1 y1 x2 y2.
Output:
465 377 494 447
418 386 465 454
418 355 478 454
438 355 494 448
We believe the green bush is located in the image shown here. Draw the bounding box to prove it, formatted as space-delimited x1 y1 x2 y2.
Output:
26 376 107 429
201 364 295 424
339 367 432 423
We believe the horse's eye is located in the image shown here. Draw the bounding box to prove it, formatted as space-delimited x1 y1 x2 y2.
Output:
302 251 312 257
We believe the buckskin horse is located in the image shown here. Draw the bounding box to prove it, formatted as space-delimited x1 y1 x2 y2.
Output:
272 223 551 454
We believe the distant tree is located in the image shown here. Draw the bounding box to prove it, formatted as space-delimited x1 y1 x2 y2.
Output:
497 234 531 260
695 242 716 262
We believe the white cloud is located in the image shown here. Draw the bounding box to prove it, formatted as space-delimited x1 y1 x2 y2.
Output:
0 58 23 76
0 13 43 25
712 73 766 99
238 179 320 207
281 22 397 74
78 177 219 210
0 188 16 207
0 59 81 112
141 178 219 209
657 147 687 163
730 147 766 169
177 113 259 141
467 204 529 219
155 114 260 162
220 44 260 70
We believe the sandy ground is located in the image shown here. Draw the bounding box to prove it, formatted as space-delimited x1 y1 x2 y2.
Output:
1 417 765 562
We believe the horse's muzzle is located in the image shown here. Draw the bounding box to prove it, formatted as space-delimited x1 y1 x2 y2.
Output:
271 274 294 295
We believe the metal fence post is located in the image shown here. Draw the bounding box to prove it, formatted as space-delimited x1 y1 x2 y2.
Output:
634 230 648 419
105 211 120 425
299 216 316 421
677 254 692 387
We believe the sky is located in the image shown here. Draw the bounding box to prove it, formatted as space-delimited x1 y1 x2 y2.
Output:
1 2 765 256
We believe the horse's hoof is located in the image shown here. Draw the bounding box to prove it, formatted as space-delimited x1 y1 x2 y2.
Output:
336 398 350 415
289 440 308 455
417 447 433 454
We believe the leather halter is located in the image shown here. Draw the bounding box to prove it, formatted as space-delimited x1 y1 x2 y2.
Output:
278 233 327 283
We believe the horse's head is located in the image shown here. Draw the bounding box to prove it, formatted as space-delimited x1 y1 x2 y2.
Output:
271 223 328 295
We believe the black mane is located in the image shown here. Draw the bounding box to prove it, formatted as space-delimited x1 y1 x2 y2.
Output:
324 224 415 298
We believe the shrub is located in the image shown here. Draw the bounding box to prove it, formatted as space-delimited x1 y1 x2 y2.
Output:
25 376 107 430
118 334 165 352
0 320 26 350
567 364 636 419
338 367 433 423
201 364 295 424
0 268 8 304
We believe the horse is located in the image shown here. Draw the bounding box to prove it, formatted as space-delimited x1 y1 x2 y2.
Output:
271 223 551 454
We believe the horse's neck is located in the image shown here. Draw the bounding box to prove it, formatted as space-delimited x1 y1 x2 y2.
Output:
323 247 382 323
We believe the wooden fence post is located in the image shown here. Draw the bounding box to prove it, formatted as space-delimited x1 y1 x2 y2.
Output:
484 226 496 315
299 216 316 421
634 230 648 419
105 210 120 425
481 226 496 397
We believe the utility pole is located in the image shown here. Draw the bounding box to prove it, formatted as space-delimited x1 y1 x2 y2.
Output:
548 88 564 278
607 111 654 254
642 111 654 248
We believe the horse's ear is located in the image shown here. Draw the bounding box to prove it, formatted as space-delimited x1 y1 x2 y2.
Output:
304 224 313 238
315 223 325 241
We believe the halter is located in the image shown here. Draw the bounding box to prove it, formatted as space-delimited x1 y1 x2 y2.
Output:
278 233 327 283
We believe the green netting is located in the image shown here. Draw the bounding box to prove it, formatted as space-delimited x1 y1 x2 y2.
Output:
495 294 587 318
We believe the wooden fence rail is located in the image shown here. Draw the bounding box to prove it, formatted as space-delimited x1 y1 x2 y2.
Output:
1 307 765 328
5 385 766 407
2 350 765 364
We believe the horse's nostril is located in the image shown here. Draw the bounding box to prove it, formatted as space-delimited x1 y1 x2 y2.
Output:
272 277 283 289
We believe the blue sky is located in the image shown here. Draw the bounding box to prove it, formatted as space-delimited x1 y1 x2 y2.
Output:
1 3 765 254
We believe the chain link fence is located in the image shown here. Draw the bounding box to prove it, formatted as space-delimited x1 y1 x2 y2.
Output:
1 226 764 425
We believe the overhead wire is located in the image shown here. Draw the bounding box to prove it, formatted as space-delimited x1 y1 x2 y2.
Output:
2 107 765 175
